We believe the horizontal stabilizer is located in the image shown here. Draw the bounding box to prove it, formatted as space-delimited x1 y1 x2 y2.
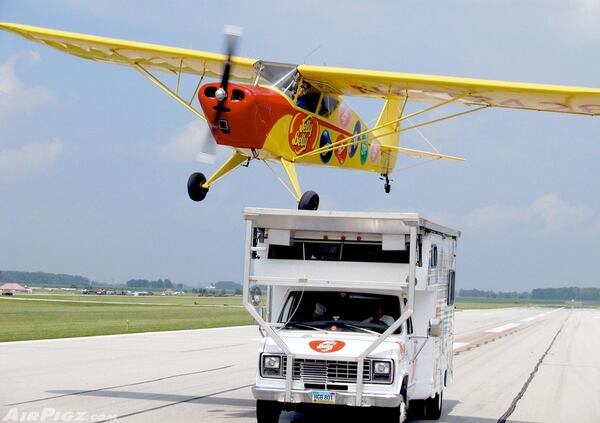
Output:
382 145 465 162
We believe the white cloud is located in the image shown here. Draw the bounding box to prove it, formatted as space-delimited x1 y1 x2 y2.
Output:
0 52 52 122
463 194 597 232
159 121 226 164
0 139 64 178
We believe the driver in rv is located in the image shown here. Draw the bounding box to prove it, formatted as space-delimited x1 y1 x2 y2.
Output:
363 305 395 327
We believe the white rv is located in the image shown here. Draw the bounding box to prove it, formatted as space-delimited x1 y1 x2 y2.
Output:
242 208 459 422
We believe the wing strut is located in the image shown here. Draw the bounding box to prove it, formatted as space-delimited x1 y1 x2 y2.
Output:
261 160 302 202
298 93 469 160
134 63 207 122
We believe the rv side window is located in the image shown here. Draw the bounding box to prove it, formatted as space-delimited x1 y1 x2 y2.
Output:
447 270 455 305
429 244 438 268
268 240 409 263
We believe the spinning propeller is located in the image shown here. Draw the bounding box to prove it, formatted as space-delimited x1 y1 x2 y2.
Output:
196 25 243 165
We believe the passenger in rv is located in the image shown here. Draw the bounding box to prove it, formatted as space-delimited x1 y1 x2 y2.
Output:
363 305 395 327
311 302 327 321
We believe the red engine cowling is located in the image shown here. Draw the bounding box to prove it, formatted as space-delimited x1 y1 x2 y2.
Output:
198 82 290 150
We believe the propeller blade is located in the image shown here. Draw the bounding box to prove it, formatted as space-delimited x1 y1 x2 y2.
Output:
221 25 243 92
196 129 218 164
214 25 243 125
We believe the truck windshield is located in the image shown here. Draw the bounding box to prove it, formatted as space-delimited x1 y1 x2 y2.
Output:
279 291 401 334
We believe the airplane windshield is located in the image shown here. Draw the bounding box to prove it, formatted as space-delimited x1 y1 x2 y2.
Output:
271 68 299 100
257 61 297 87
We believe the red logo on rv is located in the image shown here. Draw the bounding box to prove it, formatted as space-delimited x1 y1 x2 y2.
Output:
309 340 346 353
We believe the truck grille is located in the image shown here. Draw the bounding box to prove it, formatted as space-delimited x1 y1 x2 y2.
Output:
282 358 371 384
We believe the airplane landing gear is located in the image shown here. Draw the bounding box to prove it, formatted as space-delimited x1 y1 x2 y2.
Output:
187 172 209 202
298 190 319 210
381 174 392 194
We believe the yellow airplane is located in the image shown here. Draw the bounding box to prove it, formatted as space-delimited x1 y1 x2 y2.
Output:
2 22 600 209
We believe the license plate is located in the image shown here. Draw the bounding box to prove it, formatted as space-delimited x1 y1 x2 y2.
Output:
311 390 336 404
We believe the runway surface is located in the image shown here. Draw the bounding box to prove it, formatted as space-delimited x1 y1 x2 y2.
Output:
1 307 599 422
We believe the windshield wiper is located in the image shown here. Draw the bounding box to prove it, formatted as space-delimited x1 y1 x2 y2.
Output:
337 322 380 335
283 322 328 332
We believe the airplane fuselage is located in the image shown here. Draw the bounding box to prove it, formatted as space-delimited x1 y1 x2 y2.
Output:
198 82 385 173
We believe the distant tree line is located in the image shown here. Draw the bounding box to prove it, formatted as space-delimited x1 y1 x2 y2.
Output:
531 287 600 301
459 287 600 301
0 270 91 287
194 288 242 296
0 270 188 290
458 288 531 299
125 278 184 290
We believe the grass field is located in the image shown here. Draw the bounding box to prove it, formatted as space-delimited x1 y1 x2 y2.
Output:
0 294 252 342
2 294 597 342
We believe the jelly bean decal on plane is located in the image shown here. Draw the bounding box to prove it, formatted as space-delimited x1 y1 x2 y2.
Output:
338 103 352 130
319 130 333 164
349 121 360 158
334 133 348 165
359 133 369 166
370 139 381 164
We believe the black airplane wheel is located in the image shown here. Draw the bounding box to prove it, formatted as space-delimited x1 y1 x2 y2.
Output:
187 172 209 202
298 190 319 210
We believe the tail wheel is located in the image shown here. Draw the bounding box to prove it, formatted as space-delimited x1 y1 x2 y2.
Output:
187 172 209 202
423 391 443 420
298 190 319 210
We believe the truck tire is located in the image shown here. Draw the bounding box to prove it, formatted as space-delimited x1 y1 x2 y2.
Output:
256 400 281 423
423 391 443 420
408 399 425 419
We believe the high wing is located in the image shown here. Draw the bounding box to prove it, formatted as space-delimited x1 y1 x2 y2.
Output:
298 64 600 116
0 22 257 82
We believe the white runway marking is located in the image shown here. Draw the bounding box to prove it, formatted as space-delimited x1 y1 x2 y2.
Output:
453 342 469 350
520 313 544 322
485 323 521 333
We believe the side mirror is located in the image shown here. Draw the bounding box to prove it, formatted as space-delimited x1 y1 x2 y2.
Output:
428 318 442 337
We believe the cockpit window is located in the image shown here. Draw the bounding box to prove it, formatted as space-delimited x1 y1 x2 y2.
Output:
319 95 339 118
272 68 299 99
296 81 321 113
260 63 324 113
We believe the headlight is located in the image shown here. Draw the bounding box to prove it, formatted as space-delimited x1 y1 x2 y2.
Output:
373 361 391 375
261 354 283 378
264 355 281 369
371 360 393 383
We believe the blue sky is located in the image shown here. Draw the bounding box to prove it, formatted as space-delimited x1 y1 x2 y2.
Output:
1 1 599 290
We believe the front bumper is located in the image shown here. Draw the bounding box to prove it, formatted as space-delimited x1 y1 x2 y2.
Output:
252 386 401 408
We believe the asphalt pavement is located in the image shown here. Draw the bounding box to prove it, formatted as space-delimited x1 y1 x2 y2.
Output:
1 307 598 422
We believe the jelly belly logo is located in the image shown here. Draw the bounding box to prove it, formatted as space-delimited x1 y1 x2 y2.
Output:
309 340 346 353
289 113 318 155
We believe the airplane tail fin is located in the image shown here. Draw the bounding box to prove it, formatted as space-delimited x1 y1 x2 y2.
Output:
372 97 405 175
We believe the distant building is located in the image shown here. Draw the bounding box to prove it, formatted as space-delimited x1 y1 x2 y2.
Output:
0 283 30 294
